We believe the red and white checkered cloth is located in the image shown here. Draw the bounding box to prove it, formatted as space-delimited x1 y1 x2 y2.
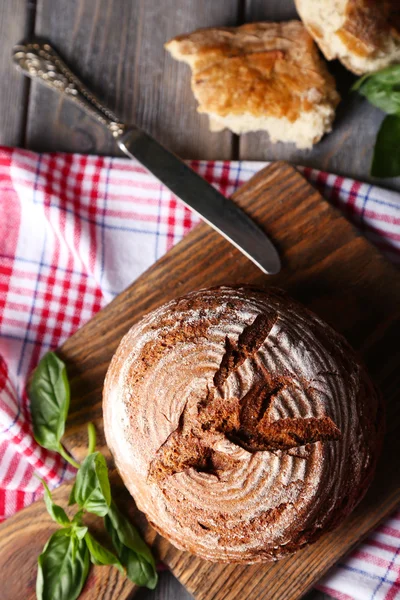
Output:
1 145 400 599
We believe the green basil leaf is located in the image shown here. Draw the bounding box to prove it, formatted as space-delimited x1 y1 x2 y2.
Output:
29 352 70 453
352 65 400 114
358 80 400 114
72 526 88 541
41 480 70 527
122 546 158 589
104 502 157 589
106 502 155 564
71 509 84 526
36 529 89 600
104 513 123 554
371 114 400 178
84 531 124 572
353 64 400 90
68 482 76 506
73 452 111 516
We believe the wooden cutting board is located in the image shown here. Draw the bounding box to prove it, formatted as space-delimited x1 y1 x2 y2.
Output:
1 162 399 600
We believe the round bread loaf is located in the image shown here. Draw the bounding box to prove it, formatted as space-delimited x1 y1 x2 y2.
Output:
103 286 383 563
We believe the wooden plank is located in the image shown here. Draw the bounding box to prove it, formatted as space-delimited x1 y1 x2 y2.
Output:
0 0 36 147
2 162 398 600
241 0 400 191
25 0 238 159
245 0 297 21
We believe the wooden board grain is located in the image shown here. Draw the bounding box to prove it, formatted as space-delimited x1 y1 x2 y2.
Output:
1 162 399 600
26 0 238 159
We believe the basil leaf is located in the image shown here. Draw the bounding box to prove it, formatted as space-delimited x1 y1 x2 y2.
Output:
36 529 89 600
371 115 400 178
353 65 400 114
358 80 400 114
106 502 156 563
71 509 84 526
41 480 70 527
72 526 88 541
104 513 123 554
68 482 76 506
122 546 158 589
29 352 70 453
353 65 400 90
105 516 157 589
104 502 157 589
73 452 111 516
84 531 124 572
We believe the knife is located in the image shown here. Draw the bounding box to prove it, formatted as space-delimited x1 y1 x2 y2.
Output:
12 41 281 275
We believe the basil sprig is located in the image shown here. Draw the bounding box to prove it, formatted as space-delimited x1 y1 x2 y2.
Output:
29 352 158 599
353 65 400 178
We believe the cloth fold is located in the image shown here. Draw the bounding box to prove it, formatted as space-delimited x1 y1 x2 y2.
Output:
0 146 399 600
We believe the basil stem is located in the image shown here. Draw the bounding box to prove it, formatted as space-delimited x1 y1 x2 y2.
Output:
87 423 96 455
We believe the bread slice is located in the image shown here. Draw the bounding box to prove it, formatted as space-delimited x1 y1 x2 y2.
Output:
295 0 400 75
165 21 340 149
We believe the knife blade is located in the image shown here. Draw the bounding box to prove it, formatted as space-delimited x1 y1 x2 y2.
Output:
13 41 281 275
118 128 281 274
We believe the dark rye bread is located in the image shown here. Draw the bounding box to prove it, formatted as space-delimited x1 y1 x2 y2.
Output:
103 286 383 563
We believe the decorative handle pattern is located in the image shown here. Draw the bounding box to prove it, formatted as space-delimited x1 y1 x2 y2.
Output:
12 41 127 138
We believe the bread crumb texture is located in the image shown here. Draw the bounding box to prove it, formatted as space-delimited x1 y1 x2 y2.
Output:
295 0 400 74
103 287 383 563
165 21 340 148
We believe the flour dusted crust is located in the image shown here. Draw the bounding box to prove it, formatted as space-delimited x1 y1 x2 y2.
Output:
165 22 340 149
103 286 383 563
295 0 400 74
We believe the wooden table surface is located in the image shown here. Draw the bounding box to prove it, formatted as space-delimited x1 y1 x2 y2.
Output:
1 1 398 599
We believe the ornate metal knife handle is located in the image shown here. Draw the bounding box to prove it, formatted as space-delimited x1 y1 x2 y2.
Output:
12 41 127 138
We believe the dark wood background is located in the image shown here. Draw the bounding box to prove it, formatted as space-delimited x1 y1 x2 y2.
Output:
1 0 400 191
1 1 399 598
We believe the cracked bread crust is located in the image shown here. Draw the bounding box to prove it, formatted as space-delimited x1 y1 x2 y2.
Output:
165 21 340 148
103 286 383 563
295 0 400 74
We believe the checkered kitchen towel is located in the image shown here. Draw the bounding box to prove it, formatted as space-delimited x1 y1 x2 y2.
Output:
1 145 400 599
